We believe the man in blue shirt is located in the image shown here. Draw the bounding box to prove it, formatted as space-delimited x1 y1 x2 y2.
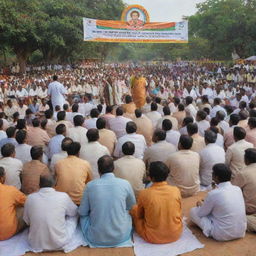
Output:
78 155 136 247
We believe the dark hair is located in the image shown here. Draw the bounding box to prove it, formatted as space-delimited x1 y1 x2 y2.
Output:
248 117 256 129
40 175 55 188
31 146 43 160
197 110 207 121
151 102 158 111
212 163 231 182
239 101 247 109
13 112 19 119
1 143 15 157
32 118 40 127
98 155 114 174
174 97 180 105
131 10 140 17
15 130 27 144
162 119 172 131
45 109 53 119
97 104 103 113
245 148 256 164
126 121 137 134
61 137 73 151
0 119 3 129
204 130 217 144
163 106 170 116
203 107 210 115
233 126 246 140
57 111 66 121
210 117 220 127
239 110 248 120
185 96 193 105
90 108 100 118
6 126 16 138
55 123 66 135
229 114 240 126
154 129 166 141
67 142 81 156
125 95 132 104
73 115 84 126
106 105 113 113
135 109 142 118
201 95 209 103
0 167 5 177
249 109 256 118
26 108 33 115
72 103 79 113
183 117 194 126
187 123 198 135
86 128 99 142
53 75 58 81
214 98 221 105
149 161 170 182
55 105 61 111
63 104 69 111
155 97 161 104
116 107 123 116
216 111 226 121
179 135 193 149
96 117 106 129
122 141 135 155
178 103 185 111
16 119 26 130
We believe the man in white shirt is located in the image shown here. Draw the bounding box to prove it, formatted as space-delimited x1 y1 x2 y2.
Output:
199 130 225 186
196 110 210 137
156 106 178 130
48 75 67 110
145 102 162 128
190 163 246 241
210 98 227 118
23 175 78 252
109 107 132 139
185 96 197 120
162 119 180 148
83 108 99 129
114 121 146 159
0 119 7 141
0 143 23 189
80 129 110 179
67 115 88 145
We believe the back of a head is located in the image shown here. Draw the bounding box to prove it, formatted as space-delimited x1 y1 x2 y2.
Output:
0 119 3 129
63 104 69 111
239 110 248 121
174 97 180 105
126 121 137 134
57 111 66 121
55 123 66 135
106 105 113 114
245 148 256 165
67 142 81 156
162 119 172 131
248 117 256 129
135 109 142 118
125 95 132 104
149 161 170 182
1 143 15 157
204 130 217 144
55 105 61 112
154 129 166 142
187 123 198 136
179 134 193 150
16 129 27 144
212 163 231 183
230 114 240 126
61 137 73 152
53 75 58 81
73 115 84 127
163 106 171 116
151 102 158 111
122 141 135 156
98 155 114 175
16 119 26 130
72 103 79 113
97 104 103 113
216 111 225 121
87 128 99 142
116 107 123 116
96 117 106 129
203 107 210 115
178 103 185 111
183 116 194 126
233 126 246 141
155 97 161 104
202 95 209 103
31 146 43 160
197 110 207 121
45 109 53 119
40 175 55 188
249 109 256 118
210 117 220 127
0 166 5 180
214 97 221 105
32 118 40 127
186 96 193 105
6 126 16 138
90 108 100 118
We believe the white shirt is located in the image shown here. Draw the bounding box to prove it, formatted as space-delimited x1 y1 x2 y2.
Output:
219 120 229 134
197 182 246 241
109 116 132 139
199 143 225 186
78 102 94 117
166 130 180 148
48 81 67 109
0 130 7 141
0 157 23 189
48 134 65 159
23 188 77 251
215 133 224 148
197 120 210 137
185 104 197 119
145 111 162 128
50 151 68 173
210 105 227 118
80 141 110 179
114 133 146 159
84 117 98 129
67 126 88 145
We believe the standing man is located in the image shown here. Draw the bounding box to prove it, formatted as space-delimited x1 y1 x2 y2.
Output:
48 75 67 110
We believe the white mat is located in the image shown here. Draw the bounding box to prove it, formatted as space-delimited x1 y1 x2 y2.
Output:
0 226 87 256
133 225 204 256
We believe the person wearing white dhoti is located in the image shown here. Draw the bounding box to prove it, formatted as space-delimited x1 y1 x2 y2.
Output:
190 163 247 241
48 75 67 110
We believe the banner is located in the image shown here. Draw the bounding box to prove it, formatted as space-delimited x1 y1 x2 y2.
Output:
83 5 188 43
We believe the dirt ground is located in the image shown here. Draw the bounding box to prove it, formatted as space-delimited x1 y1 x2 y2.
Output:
25 192 256 256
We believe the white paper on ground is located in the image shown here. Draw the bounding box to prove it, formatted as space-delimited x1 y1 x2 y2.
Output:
133 225 204 256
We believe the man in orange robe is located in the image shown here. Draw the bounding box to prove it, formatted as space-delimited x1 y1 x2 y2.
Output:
130 161 183 244
131 74 147 109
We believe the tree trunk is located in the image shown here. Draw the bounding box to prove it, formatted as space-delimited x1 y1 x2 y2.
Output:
16 51 28 74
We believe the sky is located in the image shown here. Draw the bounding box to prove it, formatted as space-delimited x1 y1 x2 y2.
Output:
124 0 205 22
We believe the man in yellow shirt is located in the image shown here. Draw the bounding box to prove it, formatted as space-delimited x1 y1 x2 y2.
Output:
130 161 183 244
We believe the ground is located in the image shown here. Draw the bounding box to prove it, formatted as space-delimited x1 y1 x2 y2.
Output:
25 192 256 256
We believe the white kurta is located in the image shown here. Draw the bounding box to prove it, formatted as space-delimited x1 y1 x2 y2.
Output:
48 81 67 109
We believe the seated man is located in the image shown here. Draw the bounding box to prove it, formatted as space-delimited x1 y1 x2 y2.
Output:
131 161 183 244
0 167 26 240
166 135 200 197
232 148 256 232
78 155 136 247
23 175 78 252
190 163 247 241
55 142 92 205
